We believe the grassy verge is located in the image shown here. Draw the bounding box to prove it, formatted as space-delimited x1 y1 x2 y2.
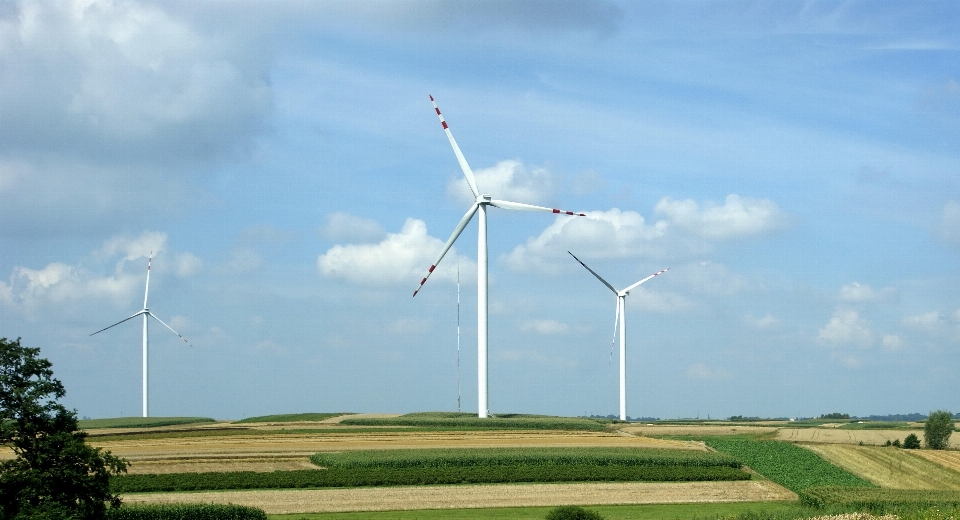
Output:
799 487 960 509
704 437 874 492
79 417 217 429
234 413 352 423
266 502 800 520
339 413 610 431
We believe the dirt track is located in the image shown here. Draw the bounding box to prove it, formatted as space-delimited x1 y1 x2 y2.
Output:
122 480 797 514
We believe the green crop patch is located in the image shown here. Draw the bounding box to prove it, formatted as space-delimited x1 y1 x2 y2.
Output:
799 486 960 509
234 413 353 423
78 417 217 429
339 413 610 431
705 438 874 492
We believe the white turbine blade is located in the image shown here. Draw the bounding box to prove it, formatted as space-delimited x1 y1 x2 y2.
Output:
90 311 144 336
147 312 192 346
413 202 479 297
490 199 586 216
143 252 152 308
431 95 481 199
568 251 618 295
622 268 670 294
609 299 620 365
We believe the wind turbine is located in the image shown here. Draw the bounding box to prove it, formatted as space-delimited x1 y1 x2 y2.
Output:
90 253 191 417
568 251 668 421
414 95 586 418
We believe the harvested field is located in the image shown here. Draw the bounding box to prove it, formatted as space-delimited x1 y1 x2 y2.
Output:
802 444 960 490
621 424 777 437
121 480 796 514
775 428 960 447
914 450 960 474
93 429 702 474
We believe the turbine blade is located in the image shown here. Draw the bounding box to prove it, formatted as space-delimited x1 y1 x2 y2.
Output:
431 96 481 199
147 312 192 347
90 311 144 336
609 299 620 365
143 252 152 309
622 268 670 294
490 199 586 216
568 251 618 294
413 203 479 297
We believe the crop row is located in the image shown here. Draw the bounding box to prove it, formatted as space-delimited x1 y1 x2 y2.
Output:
106 504 266 520
704 438 874 492
112 464 749 493
310 447 741 469
799 486 960 509
338 415 609 431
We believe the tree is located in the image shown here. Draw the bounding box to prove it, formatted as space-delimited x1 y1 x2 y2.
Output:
925 410 955 450
0 337 127 519
903 433 921 449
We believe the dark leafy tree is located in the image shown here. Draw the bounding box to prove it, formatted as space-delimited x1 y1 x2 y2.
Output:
0 337 127 519
925 410 955 450
903 433 921 449
545 506 606 520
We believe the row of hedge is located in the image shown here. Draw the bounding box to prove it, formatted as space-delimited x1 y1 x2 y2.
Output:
112 464 749 493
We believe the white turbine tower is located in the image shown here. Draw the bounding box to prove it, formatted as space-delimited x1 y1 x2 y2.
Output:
414 95 586 418
90 253 191 417
568 251 668 421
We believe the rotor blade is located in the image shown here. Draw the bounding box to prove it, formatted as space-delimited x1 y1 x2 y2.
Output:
90 311 144 336
143 252 152 309
622 268 670 294
609 299 620 365
413 203 479 297
568 251 617 295
490 199 586 216
430 95 480 199
147 312 192 347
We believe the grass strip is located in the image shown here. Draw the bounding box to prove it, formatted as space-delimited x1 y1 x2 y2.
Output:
112 465 748 493
79 417 217 429
234 413 352 423
704 437 874 492
311 447 741 469
339 415 609 431
799 487 960 509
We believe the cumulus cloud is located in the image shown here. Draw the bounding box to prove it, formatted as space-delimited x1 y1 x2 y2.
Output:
447 160 554 205
881 334 904 351
902 311 944 331
98 231 169 261
817 309 875 348
520 319 570 335
654 194 788 240
318 218 475 286
838 282 897 303
320 212 386 243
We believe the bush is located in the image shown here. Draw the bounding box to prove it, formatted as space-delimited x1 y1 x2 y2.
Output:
904 433 921 449
105 504 266 519
925 410 954 450
545 506 605 520
893 439 902 447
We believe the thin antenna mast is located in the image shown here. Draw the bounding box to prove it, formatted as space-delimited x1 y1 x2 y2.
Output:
457 260 461 413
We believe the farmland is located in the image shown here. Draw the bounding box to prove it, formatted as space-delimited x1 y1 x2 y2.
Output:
802 444 960 490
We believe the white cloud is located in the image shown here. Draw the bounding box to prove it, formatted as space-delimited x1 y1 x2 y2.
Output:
503 208 670 273
941 201 960 245
174 252 203 277
881 334 904 351
447 160 554 205
685 363 731 381
318 218 474 286
902 311 944 331
838 282 897 303
520 319 570 335
817 309 875 348
321 212 386 243
97 231 169 262
654 194 788 240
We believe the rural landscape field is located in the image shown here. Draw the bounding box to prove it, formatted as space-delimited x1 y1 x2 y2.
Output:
16 412 948 518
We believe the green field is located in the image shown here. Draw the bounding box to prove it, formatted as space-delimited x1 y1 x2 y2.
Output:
704 437 875 492
799 487 960 509
234 413 353 423
340 412 610 431
267 502 800 520
78 416 217 429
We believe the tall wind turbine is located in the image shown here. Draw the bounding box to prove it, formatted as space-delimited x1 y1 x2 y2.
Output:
414 96 586 418
90 253 191 417
568 251 668 421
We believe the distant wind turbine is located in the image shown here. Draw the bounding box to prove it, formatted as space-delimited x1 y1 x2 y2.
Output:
414 95 587 418
90 253 191 417
568 251 668 421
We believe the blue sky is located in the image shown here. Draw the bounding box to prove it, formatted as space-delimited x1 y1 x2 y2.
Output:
2 1 959 420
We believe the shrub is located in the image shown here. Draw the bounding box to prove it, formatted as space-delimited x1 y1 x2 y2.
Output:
904 433 921 449
545 506 605 520
105 504 267 519
924 410 954 450
893 439 902 447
